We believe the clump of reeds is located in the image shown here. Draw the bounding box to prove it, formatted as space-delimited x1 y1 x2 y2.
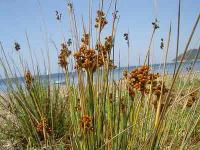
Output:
0 0 200 149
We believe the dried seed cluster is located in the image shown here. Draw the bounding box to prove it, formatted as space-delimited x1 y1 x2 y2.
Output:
152 81 169 97
24 70 34 88
80 115 93 133
95 10 108 31
96 36 113 53
74 34 115 72
74 46 99 72
152 19 159 30
160 38 164 49
55 10 62 21
81 33 90 46
36 118 52 134
186 91 198 107
124 66 160 96
58 43 71 70
151 81 169 110
120 97 126 113
75 98 81 111
14 42 20 51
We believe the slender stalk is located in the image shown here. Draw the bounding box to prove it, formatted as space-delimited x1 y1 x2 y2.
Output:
173 0 181 78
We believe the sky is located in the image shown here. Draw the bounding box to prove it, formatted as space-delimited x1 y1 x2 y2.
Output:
0 0 199 75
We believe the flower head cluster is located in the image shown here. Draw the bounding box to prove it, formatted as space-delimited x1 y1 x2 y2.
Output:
96 36 113 54
14 42 20 51
120 97 126 113
151 81 169 110
55 10 62 21
75 98 81 111
74 46 99 72
160 38 164 49
112 10 119 20
74 34 115 72
124 66 160 96
24 70 34 88
80 115 93 133
96 36 116 70
81 33 90 46
36 118 52 134
186 91 198 107
67 3 73 10
95 10 108 31
152 81 169 97
152 19 159 30
58 43 71 70
104 36 113 52
123 33 129 41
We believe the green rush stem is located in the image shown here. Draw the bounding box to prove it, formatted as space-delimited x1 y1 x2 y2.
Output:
151 23 171 150
87 70 94 116
130 95 144 148
149 14 199 150
173 0 181 78
65 67 70 91
28 89 43 119
155 23 171 129
144 28 156 66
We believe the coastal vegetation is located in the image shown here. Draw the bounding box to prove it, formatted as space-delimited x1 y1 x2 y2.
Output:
0 0 200 149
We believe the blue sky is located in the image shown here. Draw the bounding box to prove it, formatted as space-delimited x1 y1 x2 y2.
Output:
0 0 199 74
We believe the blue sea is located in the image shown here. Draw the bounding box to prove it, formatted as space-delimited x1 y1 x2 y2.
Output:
0 61 199 91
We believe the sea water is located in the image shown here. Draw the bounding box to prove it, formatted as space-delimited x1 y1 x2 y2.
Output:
0 61 199 91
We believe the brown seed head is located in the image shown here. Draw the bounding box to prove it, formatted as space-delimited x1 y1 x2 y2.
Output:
24 70 34 88
58 43 71 69
80 115 93 133
124 65 160 95
14 42 20 51
95 10 108 31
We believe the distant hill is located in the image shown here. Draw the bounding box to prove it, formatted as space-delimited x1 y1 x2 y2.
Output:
173 49 200 62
